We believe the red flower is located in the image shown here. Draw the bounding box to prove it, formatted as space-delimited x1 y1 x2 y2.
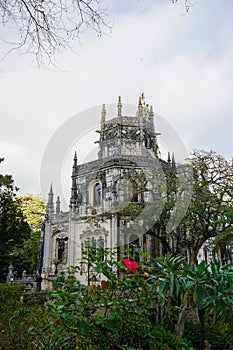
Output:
101 280 108 290
123 258 139 274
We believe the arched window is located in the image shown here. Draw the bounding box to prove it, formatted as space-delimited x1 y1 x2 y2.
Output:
93 183 101 205
56 237 68 262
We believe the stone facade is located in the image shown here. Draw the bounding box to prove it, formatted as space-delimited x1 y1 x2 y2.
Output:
40 94 174 287
38 94 233 289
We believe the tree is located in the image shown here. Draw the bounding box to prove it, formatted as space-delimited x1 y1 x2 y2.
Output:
171 0 192 12
0 0 110 67
0 1 192 67
17 193 45 231
16 194 46 272
183 150 233 266
0 158 31 281
151 150 233 267
0 157 14 189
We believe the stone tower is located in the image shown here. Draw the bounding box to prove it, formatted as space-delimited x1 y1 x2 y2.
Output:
41 94 166 287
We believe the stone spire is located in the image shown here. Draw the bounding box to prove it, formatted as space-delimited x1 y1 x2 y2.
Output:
117 96 122 117
149 105 154 122
172 153 176 171
70 152 78 211
167 152 171 164
56 196 61 216
101 103 106 129
72 151 77 175
46 184 54 218
138 95 143 119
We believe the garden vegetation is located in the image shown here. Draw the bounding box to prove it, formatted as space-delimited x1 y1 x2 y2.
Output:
1 249 233 350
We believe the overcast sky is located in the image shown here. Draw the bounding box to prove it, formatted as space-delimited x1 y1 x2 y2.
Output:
0 0 233 207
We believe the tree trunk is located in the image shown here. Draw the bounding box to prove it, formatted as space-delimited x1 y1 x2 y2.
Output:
198 308 206 344
175 303 187 337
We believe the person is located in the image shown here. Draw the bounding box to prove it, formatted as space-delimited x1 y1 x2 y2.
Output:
36 274 42 291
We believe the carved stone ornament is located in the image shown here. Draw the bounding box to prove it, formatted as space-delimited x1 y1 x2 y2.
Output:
51 223 68 236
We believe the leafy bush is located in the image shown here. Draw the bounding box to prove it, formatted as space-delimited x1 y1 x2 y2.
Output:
26 250 194 349
0 284 47 350
1 252 233 350
185 321 233 350
0 284 25 310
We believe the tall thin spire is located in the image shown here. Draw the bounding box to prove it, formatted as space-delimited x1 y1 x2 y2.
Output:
56 196 61 216
149 105 154 122
72 151 77 175
138 95 143 118
70 152 78 211
46 183 54 217
172 153 176 171
167 152 171 164
48 184 53 201
117 96 122 117
101 103 106 129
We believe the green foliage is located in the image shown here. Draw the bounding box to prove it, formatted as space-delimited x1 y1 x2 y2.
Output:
26 251 193 349
29 230 41 271
0 284 48 350
0 284 25 310
16 194 46 272
150 150 233 267
185 321 233 350
0 159 33 280
0 194 31 281
1 254 233 349
0 158 14 189
182 150 233 264
16 194 45 231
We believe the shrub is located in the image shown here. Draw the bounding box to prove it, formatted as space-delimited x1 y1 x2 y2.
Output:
0 284 47 350
185 321 233 350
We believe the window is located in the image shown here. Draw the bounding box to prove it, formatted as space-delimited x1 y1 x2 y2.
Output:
56 237 68 262
93 183 101 205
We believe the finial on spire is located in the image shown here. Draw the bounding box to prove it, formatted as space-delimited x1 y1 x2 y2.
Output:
117 96 122 117
141 92 145 104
